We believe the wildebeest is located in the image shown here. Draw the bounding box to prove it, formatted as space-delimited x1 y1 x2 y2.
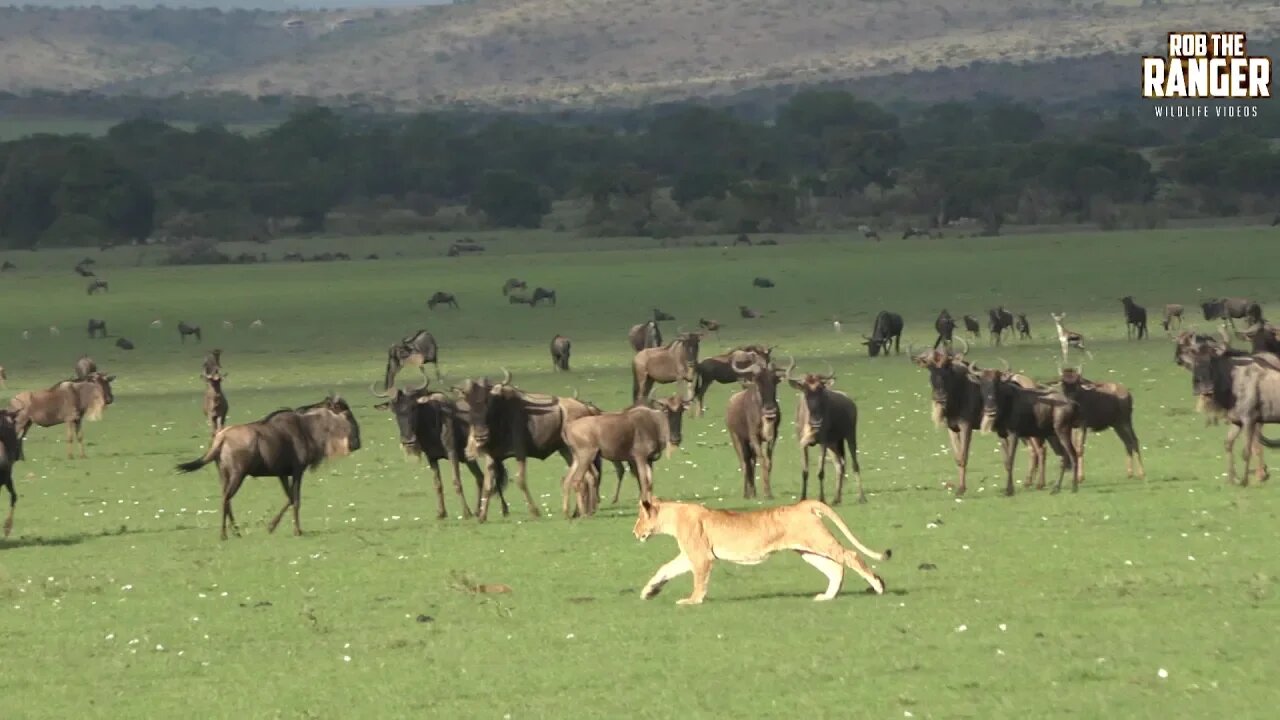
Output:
862 311 904 357
920 349 983 496
87 280 109 295
698 318 721 335
739 305 762 319
176 397 361 539
690 344 772 416
1015 313 1032 340
1054 367 1146 489
427 291 459 310
652 307 675 322
1162 303 1185 331
0 409 20 536
1120 296 1149 340
502 278 527 296
627 320 663 353
753 277 775 289
178 321 201 343
283 252 304 262
859 225 880 241
531 287 557 307
116 338 134 350
8 372 116 459
1201 297 1263 328
0 366 6 389
87 319 107 339
988 307 1014 345
933 309 955 349
562 395 689 517
203 349 223 378
0 261 14 271
203 370 229 438
1241 323 1280 355
383 329 441 388
74 354 97 380
372 381 491 519
509 294 534 306
976 363 1073 495
632 332 702 404
788 361 864 503
734 233 752 246
726 356 790 499
74 265 95 278
549 334 571 372
962 315 981 338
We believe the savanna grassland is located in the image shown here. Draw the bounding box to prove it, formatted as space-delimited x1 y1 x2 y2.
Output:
1 228 1278 719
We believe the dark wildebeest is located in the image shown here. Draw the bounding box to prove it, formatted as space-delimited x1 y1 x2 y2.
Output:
116 338 134 350
178 321 202 343
962 315 981 338
87 280 109 295
753 277 775 289
920 348 983 496
1054 367 1146 489
653 307 675 322
509 294 534 306
976 362 1073 495
627 320 663 353
455 369 605 522
862 311 904 357
933 309 956 349
562 395 689 517
203 349 223 378
1162 303 1185 331
988 307 1014 346
1120 296 1149 340
383 329 441 388
372 381 493 520
740 305 762 319
1015 313 1032 340
427 291 459 310
0 409 21 536
726 356 790 499
502 278 527 296
550 334 571 372
1241 323 1280 355
632 332 702 404
1201 297 1263 329
734 233 752 246
531 288 557 307
176 397 361 539
0 366 6 389
74 354 97 380
8 372 116 459
690 344 773 417
203 370 229 438
74 265 95 278
788 361 865 503
0 261 14 271
87 318 107 339
698 318 721 335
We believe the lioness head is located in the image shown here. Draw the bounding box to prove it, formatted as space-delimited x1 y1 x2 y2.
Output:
633 499 661 542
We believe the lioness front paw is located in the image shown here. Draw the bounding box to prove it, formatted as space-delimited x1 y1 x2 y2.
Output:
640 586 660 600
676 597 703 605
813 594 835 602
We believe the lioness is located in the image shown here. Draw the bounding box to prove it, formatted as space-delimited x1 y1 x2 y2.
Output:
633 497 890 604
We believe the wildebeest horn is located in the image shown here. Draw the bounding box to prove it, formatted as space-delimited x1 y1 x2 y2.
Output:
822 360 836 380
731 356 759 374
500 367 512 386
954 336 969 355
369 381 391 399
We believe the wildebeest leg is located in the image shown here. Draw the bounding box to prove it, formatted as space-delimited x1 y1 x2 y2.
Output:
999 435 1016 496
289 471 304 535
951 427 972 496
1046 433 1070 491
1022 438 1041 488
560 451 593 519
636 460 655 502
799 444 811 500
760 435 775 500
514 457 542 518
1252 425 1269 484
612 459 637 505
893 333 901 355
267 475 294 533
1052 425 1078 494
1 468 15 537
449 457 474 520
830 441 848 505
1223 423 1241 485
947 429 961 462
816 443 830 503
847 430 864 503
476 457 498 522
1115 423 1145 479
427 458 448 519
1075 429 1089 486
731 433 755 498
221 469 245 540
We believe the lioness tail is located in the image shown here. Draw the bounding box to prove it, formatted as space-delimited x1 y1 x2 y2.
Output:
812 502 891 561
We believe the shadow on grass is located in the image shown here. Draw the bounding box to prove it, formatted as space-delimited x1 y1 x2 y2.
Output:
0 531 96 550
715 587 908 603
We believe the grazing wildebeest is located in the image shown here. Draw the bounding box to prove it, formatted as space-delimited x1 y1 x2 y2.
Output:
1162 303 1185 331
726 356 790 499
562 395 689 517
734 233 752 246
372 381 493 520
962 315 981 338
1015 313 1032 340
1120 296 1149 340
0 409 21 536
87 319 107 339
87 280 109 295
509 294 534 306
531 287 557 307
74 265 95 278
862 311 904 357
739 305 762 319
976 363 1073 495
502 278 527 296
988 307 1014 345
1201 297 1263 328
383 329 441 388
627 320 663 353
933 309 955 349
1050 313 1091 363
698 318 721 335
203 349 223 378
8 372 116 459
652 307 675 322
176 397 361 539
178 321 201 343
920 349 983 496
1053 367 1146 490
0 261 14 271
549 334 571 372
116 338 134 350
74 354 97 380
753 277 775 288
427 291 459 310
632 332 702 404
690 344 773 416
203 370 229 438
788 361 864 503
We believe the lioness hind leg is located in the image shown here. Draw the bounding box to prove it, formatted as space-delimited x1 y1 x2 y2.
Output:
798 551 844 601
842 549 886 594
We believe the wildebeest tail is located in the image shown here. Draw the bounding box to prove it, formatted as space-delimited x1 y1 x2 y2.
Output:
176 431 226 472
492 461 510 492
1260 434 1280 449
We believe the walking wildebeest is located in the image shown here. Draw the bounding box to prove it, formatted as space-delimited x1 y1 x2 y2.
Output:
753 277 775 289
1120 296 1149 340
1015 313 1032 340
690 344 773 416
628 321 663 352
203 370 229 438
74 265 95 278
1053 367 1146 489
87 280 109 295
788 361 865 503
0 409 20 536
734 233 752 246
74 354 97 380
653 307 675 322
726 356 790 499
87 319 107 339
920 349 983 496
1162 303 1185 331
116 338 134 350
632 332 702 404
176 397 361 539
383 329 441 388
862 311 904 357
933 309 956 349
531 288 557 307
1201 297 1263 328
1240 323 1280 355
372 381 494 519
8 372 116 459
562 395 689 517
976 363 1073 495
988 307 1014 345
427 291 459 310
178 321 202 343
502 278 527 296
549 334 571 372
203 349 223 378
740 305 762 319
962 315 981 338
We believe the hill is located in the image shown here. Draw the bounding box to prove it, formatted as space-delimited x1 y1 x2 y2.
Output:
1 0 1278 108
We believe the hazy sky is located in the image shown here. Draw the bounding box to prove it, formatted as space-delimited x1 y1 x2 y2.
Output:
3 0 452 8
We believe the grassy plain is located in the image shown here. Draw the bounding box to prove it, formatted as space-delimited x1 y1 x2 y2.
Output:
1 228 1278 719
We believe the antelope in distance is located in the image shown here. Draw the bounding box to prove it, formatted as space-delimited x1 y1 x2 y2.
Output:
788 361 865 504
87 280 109 295
549 334 572 372
178 321 202 343
8 372 116 459
1050 313 1091 363
1120 296 1149 340
427 291 460 310
530 287 557 306
1162 303 1184 331
203 370 229 438
74 354 97 380
383 329 441 388
632 332 702 404
501 278 527 296
962 315 981 338
1015 313 1032 340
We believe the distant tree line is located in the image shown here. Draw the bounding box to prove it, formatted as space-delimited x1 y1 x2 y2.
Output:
2 90 1279 249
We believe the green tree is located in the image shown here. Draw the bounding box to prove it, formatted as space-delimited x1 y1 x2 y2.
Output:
470 170 549 228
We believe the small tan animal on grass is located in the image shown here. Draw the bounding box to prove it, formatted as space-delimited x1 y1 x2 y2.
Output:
633 497 890 605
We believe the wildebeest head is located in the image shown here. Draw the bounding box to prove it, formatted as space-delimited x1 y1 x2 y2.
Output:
649 394 691 448
88 372 117 406
676 331 703 366
455 369 510 447
299 395 361 456
1057 367 1090 399
371 380 431 448
786 361 836 434
1200 298 1224 320
736 354 791 422
862 334 889 357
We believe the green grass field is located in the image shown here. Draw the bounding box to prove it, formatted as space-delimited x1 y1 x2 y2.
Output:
1 228 1278 719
